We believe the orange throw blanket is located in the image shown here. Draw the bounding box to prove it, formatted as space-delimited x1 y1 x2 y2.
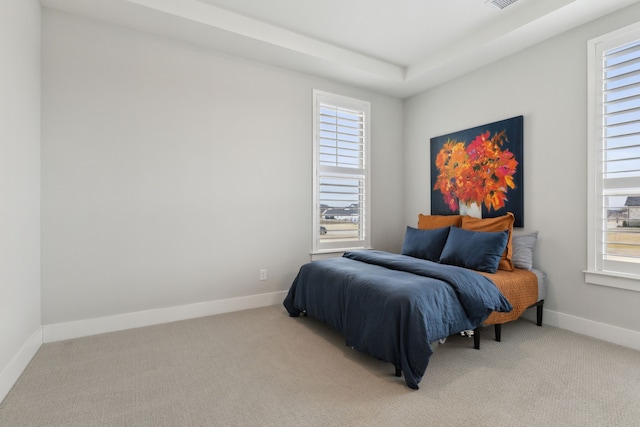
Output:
477 268 538 325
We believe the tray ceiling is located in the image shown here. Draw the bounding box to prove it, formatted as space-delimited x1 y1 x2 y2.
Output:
40 0 640 98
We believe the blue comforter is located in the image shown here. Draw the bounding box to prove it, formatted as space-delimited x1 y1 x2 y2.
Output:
283 250 512 389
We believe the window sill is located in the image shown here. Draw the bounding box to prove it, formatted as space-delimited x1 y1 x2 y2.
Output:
584 270 640 292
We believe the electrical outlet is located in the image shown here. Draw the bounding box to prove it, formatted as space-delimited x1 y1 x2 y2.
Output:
259 269 267 281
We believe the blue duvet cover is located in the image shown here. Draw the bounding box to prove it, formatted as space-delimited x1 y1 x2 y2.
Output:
283 250 512 389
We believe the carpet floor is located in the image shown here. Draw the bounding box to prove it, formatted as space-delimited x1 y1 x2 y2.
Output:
1 305 639 426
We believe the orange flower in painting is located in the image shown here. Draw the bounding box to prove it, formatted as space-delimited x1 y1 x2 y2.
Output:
434 129 517 212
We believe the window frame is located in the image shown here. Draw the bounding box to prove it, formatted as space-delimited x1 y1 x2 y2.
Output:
312 90 371 254
586 22 640 292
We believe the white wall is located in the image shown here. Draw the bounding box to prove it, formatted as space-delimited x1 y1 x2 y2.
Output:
404 3 640 342
0 0 42 401
41 10 404 331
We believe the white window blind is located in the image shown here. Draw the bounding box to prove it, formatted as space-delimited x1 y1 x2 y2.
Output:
313 91 370 253
587 23 640 290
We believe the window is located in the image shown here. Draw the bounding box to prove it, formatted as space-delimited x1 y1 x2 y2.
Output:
586 23 640 291
312 90 371 253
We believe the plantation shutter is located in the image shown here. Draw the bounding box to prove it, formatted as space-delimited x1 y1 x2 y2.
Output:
597 35 640 275
313 91 370 253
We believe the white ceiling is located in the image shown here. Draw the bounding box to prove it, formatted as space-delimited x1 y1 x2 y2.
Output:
40 0 640 98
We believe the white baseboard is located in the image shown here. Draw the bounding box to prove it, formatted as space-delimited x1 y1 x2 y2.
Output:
523 308 640 352
0 327 42 404
42 291 288 343
40 295 640 349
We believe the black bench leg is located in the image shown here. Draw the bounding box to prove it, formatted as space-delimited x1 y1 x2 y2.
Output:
473 328 480 349
494 324 502 342
536 301 544 326
395 365 401 377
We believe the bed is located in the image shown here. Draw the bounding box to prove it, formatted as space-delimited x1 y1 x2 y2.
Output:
284 213 544 389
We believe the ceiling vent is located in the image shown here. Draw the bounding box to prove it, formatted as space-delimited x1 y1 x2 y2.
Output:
484 0 519 10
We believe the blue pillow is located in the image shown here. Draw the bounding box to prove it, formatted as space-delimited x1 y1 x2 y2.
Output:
439 227 509 273
401 226 450 261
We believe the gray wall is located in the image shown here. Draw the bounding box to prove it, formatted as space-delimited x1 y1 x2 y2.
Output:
0 0 41 400
41 10 404 326
403 3 640 337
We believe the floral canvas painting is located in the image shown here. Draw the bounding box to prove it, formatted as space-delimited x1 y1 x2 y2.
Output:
430 116 524 227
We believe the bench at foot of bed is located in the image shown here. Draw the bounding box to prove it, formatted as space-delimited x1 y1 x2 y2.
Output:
472 300 544 349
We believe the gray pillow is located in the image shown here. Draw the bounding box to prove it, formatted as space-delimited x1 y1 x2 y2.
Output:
512 231 538 269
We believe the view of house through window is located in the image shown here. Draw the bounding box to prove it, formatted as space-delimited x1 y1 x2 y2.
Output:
313 91 370 252
605 197 640 262
319 176 363 242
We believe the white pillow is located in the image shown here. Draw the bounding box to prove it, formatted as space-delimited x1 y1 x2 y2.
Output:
512 231 538 269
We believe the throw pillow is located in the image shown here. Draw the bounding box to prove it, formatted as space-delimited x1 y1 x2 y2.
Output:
512 231 538 269
439 227 509 273
401 226 451 262
461 212 515 271
417 214 462 230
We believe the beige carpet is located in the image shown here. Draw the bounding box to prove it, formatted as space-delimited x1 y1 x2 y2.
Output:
1 305 639 426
